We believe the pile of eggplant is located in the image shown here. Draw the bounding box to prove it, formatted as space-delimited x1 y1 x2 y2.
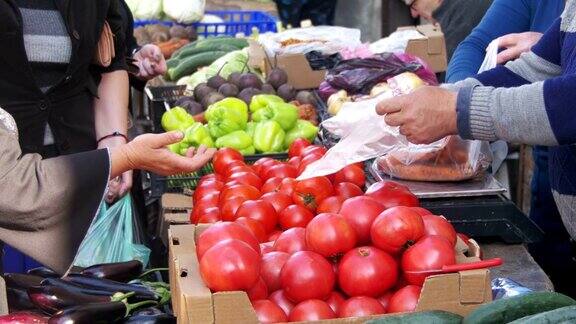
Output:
2 260 175 323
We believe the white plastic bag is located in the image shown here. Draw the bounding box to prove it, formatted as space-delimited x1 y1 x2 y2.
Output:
370 30 425 54
258 26 361 57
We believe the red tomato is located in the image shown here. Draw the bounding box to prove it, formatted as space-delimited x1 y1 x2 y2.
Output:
224 164 253 178
288 138 311 158
227 172 263 190
252 157 275 175
334 182 364 199
340 196 386 244
261 177 283 193
246 277 268 301
297 153 323 175
213 148 244 175
269 290 295 316
412 207 433 216
366 181 419 209
278 204 315 229
316 196 344 214
264 164 298 180
236 217 268 242
289 300 336 322
278 178 297 197
300 145 327 158
370 206 426 254
377 291 394 312
387 285 421 313
401 235 456 286
288 156 301 168
199 239 260 291
198 174 224 187
235 200 278 233
338 246 398 297
334 165 366 188
261 192 292 214
252 299 288 324
422 215 457 246
281 251 335 303
258 159 281 179
196 222 260 259
260 242 274 254
268 230 282 242
305 213 357 258
220 196 249 221
293 177 334 212
219 184 261 205
326 291 346 315
195 192 220 209
193 180 224 202
261 252 290 293
197 207 221 224
273 228 307 254
339 296 386 318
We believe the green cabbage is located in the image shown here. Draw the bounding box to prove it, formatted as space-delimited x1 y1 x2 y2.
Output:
127 0 163 20
163 0 205 24
184 69 208 91
205 49 251 79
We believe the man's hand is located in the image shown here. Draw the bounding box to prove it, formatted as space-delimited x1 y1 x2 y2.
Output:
410 0 443 21
98 136 132 203
497 32 542 64
133 44 167 81
376 86 458 144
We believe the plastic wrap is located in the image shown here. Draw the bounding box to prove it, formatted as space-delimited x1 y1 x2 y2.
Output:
492 278 533 300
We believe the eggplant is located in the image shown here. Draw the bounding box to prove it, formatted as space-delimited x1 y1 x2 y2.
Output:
27 267 60 278
4 273 44 290
122 313 176 324
80 260 143 282
41 278 113 297
27 285 110 315
0 311 48 323
7 287 35 312
48 302 127 324
133 307 165 316
63 274 158 300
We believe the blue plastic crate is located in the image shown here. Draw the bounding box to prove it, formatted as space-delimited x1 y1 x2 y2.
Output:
134 10 278 37
3 244 42 273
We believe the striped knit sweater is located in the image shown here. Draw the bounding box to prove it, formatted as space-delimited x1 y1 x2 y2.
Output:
16 0 71 145
452 0 576 239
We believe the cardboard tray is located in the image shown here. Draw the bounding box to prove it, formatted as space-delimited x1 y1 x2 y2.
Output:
397 24 447 73
168 224 491 324
157 194 192 246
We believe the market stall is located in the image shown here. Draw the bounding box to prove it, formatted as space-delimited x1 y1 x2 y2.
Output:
2 2 573 323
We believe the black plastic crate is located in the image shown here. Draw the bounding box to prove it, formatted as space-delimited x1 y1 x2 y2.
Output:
145 85 188 133
149 153 289 198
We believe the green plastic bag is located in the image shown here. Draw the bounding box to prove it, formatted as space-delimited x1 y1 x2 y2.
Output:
74 195 150 268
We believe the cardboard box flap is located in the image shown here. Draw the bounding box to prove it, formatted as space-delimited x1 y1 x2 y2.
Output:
162 193 192 211
165 212 190 225
460 270 490 304
214 292 258 324
416 25 444 54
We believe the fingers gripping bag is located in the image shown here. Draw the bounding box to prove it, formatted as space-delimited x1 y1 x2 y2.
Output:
74 195 150 267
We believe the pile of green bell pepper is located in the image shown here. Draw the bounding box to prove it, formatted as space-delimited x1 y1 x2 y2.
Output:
160 95 320 155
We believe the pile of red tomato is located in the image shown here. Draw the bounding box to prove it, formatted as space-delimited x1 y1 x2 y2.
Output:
191 140 462 323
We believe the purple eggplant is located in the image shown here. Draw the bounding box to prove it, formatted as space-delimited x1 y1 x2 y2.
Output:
41 278 113 297
48 299 158 324
4 273 44 290
7 287 35 312
122 313 176 323
27 285 110 315
63 274 158 300
80 260 143 282
27 267 60 278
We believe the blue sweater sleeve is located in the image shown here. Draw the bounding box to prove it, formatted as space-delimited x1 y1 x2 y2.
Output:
446 0 533 82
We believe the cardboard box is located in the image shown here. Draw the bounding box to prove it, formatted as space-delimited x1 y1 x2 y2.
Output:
169 224 491 323
248 40 326 90
157 194 192 246
397 24 447 72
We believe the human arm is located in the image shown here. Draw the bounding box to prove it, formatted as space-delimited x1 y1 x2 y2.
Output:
446 0 533 82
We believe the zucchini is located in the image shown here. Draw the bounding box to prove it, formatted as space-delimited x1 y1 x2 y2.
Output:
167 51 227 81
367 311 463 324
166 58 180 69
171 40 199 58
464 292 576 324
175 44 239 60
508 305 576 323
195 37 248 49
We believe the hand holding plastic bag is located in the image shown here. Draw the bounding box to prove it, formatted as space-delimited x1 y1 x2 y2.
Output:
74 195 150 268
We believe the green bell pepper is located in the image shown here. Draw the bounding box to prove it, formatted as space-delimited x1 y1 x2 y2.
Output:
249 94 284 113
184 123 215 148
245 121 256 138
205 98 249 138
251 102 298 131
285 120 319 148
161 106 196 132
215 130 253 153
239 145 256 155
167 142 182 155
253 120 286 153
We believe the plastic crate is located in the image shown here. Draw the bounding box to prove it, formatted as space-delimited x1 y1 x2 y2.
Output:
134 10 278 37
145 85 188 133
149 153 289 198
3 244 42 273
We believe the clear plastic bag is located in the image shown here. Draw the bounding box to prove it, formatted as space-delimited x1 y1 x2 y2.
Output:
74 195 150 268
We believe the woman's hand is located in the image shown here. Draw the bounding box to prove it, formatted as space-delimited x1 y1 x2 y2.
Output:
98 136 132 203
109 131 216 179
133 44 167 81
496 32 543 64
